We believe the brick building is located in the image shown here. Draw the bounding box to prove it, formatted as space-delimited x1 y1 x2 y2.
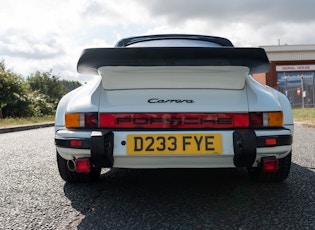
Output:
253 45 315 108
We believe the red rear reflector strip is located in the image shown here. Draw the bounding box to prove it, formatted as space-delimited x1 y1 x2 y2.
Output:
265 138 277 146
262 157 279 172
99 113 249 129
75 158 91 173
70 140 82 147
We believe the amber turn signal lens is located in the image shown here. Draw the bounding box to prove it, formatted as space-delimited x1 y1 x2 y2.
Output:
268 112 283 127
65 113 81 128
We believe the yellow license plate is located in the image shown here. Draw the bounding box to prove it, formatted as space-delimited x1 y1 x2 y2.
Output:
126 134 222 155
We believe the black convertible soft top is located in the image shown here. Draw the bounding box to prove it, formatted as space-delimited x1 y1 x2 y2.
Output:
77 35 270 75
114 34 234 47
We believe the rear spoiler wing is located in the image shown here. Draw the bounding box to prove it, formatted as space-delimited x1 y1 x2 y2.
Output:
77 47 270 75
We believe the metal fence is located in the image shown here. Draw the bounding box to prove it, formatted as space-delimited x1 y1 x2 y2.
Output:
278 81 315 108
277 73 315 108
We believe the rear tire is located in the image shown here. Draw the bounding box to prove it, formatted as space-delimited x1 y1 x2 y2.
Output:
56 151 101 183
248 151 292 182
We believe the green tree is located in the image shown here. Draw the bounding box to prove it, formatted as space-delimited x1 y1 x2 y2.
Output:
27 70 66 108
0 60 35 118
60 79 81 92
0 59 82 118
0 59 6 71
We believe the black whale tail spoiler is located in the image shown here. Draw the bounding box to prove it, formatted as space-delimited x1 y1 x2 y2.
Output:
77 47 270 75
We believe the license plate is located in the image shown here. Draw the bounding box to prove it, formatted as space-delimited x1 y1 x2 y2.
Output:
126 134 222 155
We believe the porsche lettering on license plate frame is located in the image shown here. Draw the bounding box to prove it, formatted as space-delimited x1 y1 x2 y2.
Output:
126 134 222 155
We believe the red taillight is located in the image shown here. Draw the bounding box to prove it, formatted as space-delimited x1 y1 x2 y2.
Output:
261 157 279 172
233 114 250 127
249 112 264 127
84 113 98 128
75 158 91 173
99 113 249 129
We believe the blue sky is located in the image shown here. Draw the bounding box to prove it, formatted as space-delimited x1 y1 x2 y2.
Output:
1 0 315 82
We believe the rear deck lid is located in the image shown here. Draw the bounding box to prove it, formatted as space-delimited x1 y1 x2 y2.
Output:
98 66 249 90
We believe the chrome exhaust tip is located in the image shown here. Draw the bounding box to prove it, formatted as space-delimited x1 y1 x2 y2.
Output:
67 160 76 172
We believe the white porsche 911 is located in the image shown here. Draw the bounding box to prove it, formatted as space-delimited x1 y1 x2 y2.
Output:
55 34 293 183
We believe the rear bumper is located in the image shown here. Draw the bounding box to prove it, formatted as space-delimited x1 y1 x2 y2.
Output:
55 128 292 168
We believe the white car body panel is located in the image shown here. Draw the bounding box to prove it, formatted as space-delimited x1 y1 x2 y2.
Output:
55 77 101 128
98 88 249 113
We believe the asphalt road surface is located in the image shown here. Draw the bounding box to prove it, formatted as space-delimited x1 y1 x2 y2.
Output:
0 126 314 229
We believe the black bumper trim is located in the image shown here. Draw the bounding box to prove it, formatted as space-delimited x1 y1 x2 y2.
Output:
55 138 90 149
256 135 292 147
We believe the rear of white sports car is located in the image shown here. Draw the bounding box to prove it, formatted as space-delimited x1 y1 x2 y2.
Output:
55 35 293 183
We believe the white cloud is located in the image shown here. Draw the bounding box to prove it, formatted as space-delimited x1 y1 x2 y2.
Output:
1 0 315 82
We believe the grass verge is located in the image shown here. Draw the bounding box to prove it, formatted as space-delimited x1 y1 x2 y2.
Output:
0 115 55 128
293 108 315 124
